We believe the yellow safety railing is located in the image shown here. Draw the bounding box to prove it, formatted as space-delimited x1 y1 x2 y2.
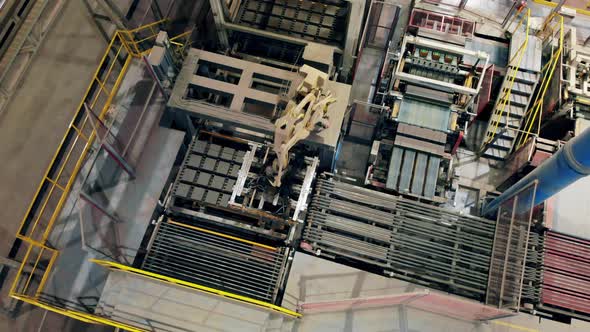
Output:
12 294 146 332
91 259 303 318
532 0 590 17
481 8 531 150
8 19 190 331
169 29 194 62
515 14 564 150
118 18 169 57
15 33 131 244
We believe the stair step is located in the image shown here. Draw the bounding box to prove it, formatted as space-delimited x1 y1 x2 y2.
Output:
500 93 530 107
507 68 539 85
487 125 518 138
491 113 523 128
508 32 542 72
497 104 526 117
510 82 534 96
491 137 515 150
483 147 510 160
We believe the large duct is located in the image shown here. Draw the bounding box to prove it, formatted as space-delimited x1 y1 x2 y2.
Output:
484 127 590 215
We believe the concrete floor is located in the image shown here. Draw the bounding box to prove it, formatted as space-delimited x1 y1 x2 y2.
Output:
286 253 590 332
0 0 105 256
0 0 112 330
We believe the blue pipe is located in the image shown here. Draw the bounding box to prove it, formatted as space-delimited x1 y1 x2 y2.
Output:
483 127 590 216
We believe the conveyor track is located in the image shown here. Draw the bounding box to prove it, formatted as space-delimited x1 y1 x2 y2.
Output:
143 221 289 304
303 176 497 300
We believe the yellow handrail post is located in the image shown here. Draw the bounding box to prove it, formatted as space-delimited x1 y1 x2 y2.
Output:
8 18 181 332
515 14 564 150
481 9 531 153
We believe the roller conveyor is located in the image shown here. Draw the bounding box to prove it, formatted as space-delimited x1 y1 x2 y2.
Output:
143 220 290 304
302 175 497 300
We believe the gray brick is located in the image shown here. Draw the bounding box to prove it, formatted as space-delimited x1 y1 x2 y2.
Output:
181 169 197 182
224 179 236 191
197 172 211 186
191 187 205 201
219 194 230 207
187 154 202 168
210 175 225 190
205 191 219 204
220 147 235 160
174 183 191 198
235 150 246 162
207 144 221 157
192 140 207 153
229 164 241 177
217 161 230 175
202 158 216 171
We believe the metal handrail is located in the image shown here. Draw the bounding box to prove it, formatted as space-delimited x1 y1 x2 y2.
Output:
481 9 531 150
532 0 590 17
8 20 192 331
12 294 146 331
91 259 303 318
515 14 564 150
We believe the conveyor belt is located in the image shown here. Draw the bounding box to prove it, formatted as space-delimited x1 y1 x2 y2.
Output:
303 176 496 300
143 221 289 304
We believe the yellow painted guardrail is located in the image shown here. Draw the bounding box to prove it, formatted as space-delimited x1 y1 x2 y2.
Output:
12 294 147 332
91 259 303 318
481 9 531 150
7 19 191 331
532 0 590 17
14 18 170 245
515 13 564 150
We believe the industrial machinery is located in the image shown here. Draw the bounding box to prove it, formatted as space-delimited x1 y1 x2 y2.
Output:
5 1 590 331
367 11 489 201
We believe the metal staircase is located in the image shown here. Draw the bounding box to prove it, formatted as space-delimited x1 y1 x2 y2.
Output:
481 9 541 161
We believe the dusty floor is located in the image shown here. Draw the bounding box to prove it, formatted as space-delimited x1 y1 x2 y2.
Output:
0 0 113 330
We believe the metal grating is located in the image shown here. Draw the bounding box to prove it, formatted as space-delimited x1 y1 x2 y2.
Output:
143 221 289 303
303 176 496 300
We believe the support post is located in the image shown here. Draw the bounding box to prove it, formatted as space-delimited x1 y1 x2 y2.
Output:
209 0 230 49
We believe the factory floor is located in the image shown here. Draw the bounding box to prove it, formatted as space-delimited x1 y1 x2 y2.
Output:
0 0 113 330
0 1 589 332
